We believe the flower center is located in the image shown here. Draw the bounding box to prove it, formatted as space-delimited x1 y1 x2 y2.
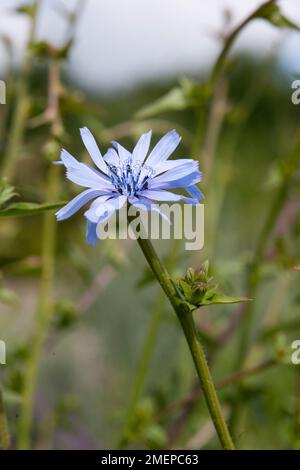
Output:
107 160 155 196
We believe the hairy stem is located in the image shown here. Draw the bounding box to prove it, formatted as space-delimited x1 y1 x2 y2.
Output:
136 236 235 450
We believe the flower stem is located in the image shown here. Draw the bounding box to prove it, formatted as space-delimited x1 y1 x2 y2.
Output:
0 388 10 450
118 293 164 448
17 165 59 450
136 236 235 450
17 59 62 450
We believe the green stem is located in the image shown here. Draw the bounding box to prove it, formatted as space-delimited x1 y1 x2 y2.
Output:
18 58 62 449
136 236 235 450
0 388 10 450
230 132 300 435
210 0 276 85
17 165 59 449
118 293 164 448
161 357 276 419
236 155 298 371
1 1 39 180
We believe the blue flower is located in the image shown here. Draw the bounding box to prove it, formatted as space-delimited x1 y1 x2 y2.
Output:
55 128 204 245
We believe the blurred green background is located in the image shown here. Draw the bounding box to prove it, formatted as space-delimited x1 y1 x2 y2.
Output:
0 0 300 450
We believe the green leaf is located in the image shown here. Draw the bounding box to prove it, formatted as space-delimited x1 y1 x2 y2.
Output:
0 179 17 207
200 294 251 306
135 87 188 119
178 279 194 300
256 3 300 31
0 201 65 217
135 78 207 118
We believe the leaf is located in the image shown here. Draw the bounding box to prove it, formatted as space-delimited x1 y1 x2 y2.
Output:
178 279 194 300
200 294 251 306
135 87 188 119
256 3 300 31
0 201 65 217
0 179 17 207
135 78 207 118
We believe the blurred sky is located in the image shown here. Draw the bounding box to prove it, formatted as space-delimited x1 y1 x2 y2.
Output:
0 0 300 93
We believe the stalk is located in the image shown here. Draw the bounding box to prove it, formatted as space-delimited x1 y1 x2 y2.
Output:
136 235 235 450
17 60 62 449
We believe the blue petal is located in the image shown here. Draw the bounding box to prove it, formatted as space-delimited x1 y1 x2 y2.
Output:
55 188 106 221
139 189 182 202
58 149 114 190
103 148 119 166
151 161 199 184
111 141 131 161
153 158 193 175
128 195 170 223
60 149 81 168
80 127 108 174
151 172 201 190
187 185 205 200
66 166 114 190
145 130 181 167
86 221 98 245
152 161 199 191
84 195 127 223
139 189 198 205
132 130 152 164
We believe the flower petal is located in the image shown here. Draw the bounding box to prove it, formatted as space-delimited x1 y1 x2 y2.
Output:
139 189 182 202
140 189 198 205
112 141 131 161
86 220 98 245
60 149 81 168
187 185 205 200
80 127 108 174
153 158 193 175
58 148 113 189
148 159 201 190
66 166 114 190
84 195 127 223
129 195 170 223
103 148 119 166
150 172 201 191
132 130 152 164
55 188 106 221
146 130 181 167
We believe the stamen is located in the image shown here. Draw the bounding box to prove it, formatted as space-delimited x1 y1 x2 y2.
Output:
107 160 154 196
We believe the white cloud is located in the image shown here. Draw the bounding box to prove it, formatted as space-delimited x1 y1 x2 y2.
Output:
0 0 299 91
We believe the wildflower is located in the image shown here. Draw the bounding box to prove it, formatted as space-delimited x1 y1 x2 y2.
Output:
55 128 203 244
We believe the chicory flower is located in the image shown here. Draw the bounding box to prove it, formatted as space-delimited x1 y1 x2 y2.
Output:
55 128 203 245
